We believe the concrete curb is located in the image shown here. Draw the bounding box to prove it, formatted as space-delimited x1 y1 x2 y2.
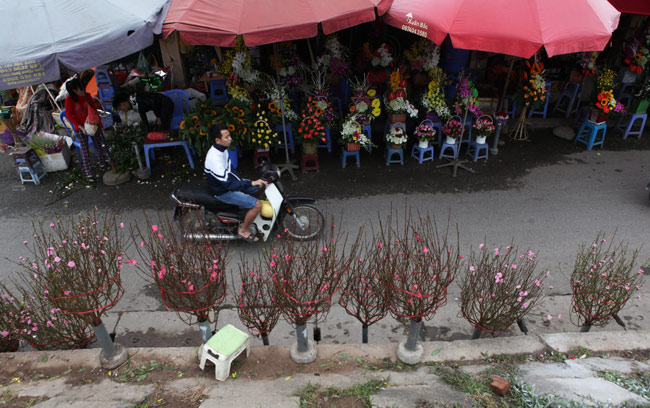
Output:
2 330 649 371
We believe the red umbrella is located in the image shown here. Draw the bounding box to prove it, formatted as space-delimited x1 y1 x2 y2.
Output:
162 0 393 46
384 0 620 58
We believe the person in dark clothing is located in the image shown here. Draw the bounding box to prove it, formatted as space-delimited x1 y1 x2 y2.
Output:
113 91 174 133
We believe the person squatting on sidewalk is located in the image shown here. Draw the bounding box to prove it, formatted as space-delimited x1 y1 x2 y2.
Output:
64 78 112 182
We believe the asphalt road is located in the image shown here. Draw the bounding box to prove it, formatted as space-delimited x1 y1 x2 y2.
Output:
1 124 649 347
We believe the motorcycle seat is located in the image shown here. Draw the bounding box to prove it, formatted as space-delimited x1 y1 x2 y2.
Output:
173 185 241 212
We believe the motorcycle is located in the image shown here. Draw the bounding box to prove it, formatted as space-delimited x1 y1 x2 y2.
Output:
171 164 324 241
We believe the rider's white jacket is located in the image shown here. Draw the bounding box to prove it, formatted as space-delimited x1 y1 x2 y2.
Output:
204 143 251 196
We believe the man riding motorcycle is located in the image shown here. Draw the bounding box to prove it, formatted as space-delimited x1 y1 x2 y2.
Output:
204 124 268 242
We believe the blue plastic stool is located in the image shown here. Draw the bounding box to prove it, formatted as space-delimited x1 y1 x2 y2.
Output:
528 81 552 118
161 90 190 130
144 140 195 169
616 112 647 140
553 81 581 118
341 150 360 168
362 124 373 152
575 121 606 151
466 142 489 162
411 143 435 163
274 124 295 154
439 142 459 159
616 83 634 110
385 146 404 165
210 79 228 105
318 127 332 152
13 148 47 185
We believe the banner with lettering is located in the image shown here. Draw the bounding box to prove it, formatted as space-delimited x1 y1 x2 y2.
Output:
0 55 60 91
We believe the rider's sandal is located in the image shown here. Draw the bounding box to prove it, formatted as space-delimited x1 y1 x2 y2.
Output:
238 233 259 243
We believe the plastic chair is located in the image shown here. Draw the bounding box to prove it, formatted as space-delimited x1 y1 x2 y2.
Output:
301 153 319 172
318 127 332 152
528 81 552 118
143 138 195 169
59 110 99 158
411 142 435 163
199 324 250 381
575 120 606 151
553 81 581 118
274 124 295 154
439 141 459 159
210 79 228 105
13 147 47 184
95 69 118 110
615 113 647 140
341 149 360 168
466 141 489 161
616 83 634 109
162 89 190 130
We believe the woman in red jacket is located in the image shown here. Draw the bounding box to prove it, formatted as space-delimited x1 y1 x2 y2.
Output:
64 78 111 182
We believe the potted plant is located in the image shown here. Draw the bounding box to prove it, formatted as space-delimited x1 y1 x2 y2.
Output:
340 119 372 151
472 116 496 145
384 70 418 124
592 68 624 123
386 126 407 149
420 67 451 122
441 118 463 145
109 123 145 176
413 120 437 148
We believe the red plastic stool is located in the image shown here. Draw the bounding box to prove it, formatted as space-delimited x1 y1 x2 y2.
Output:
252 149 271 168
301 153 319 173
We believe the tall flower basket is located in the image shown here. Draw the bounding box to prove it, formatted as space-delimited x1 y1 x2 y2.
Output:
442 115 464 145
472 115 496 145
414 119 437 148
341 120 372 151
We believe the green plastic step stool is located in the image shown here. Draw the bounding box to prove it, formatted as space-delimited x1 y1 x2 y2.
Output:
199 324 250 381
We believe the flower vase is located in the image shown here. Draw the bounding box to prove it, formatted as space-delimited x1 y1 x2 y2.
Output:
444 136 457 145
345 142 361 152
476 135 487 145
588 109 607 124
302 141 318 155
388 113 407 124
417 140 429 149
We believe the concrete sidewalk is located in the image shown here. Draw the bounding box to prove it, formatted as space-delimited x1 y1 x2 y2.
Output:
1 330 649 407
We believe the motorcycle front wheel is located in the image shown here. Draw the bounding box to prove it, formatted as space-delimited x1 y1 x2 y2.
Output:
281 204 325 241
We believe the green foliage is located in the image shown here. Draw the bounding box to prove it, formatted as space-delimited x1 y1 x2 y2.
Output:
109 124 146 173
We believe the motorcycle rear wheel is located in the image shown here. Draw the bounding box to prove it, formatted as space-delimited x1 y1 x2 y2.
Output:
281 204 324 241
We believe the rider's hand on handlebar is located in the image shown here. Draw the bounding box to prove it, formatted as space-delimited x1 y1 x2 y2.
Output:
251 179 268 188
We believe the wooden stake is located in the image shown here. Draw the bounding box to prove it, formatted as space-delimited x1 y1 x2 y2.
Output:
306 38 317 69
510 106 529 141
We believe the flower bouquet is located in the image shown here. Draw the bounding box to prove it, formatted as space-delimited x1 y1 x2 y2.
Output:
219 35 262 87
622 34 649 78
441 118 463 145
413 120 437 147
384 70 418 123
263 81 299 126
386 126 407 148
592 68 624 122
472 116 495 144
421 67 450 121
297 102 327 154
632 77 650 114
577 52 598 78
453 72 481 118
250 108 280 150
317 35 350 86
346 74 381 125
308 71 337 127
271 41 305 89
340 120 372 151
404 38 441 87
180 100 244 156
511 61 547 141
371 43 394 68
494 111 509 126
